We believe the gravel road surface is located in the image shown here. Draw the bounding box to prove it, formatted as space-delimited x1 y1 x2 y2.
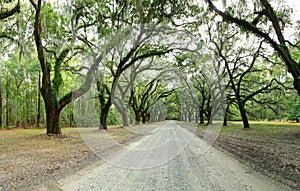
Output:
56 121 292 191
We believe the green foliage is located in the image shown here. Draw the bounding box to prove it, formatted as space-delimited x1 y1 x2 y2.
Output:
165 92 180 120
1 0 300 131
107 106 119 125
287 98 300 122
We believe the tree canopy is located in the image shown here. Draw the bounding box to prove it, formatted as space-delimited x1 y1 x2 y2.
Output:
0 0 299 132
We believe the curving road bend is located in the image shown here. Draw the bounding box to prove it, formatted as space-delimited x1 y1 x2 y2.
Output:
56 121 291 191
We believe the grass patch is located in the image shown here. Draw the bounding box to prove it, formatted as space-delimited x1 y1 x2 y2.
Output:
193 121 300 144
218 121 300 143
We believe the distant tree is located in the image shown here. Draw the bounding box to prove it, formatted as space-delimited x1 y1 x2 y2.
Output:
129 77 173 124
165 91 181 121
111 57 170 126
94 0 198 129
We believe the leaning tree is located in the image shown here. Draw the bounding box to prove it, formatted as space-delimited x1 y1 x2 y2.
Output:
205 0 300 95
29 0 106 134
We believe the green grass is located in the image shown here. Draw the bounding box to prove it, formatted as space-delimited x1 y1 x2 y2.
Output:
218 121 300 143
0 126 137 154
193 121 300 143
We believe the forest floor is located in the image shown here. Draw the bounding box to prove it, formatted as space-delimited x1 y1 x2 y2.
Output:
0 125 154 191
181 121 300 190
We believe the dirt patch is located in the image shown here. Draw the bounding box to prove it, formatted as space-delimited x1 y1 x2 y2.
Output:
0 126 147 191
215 135 300 189
34 133 79 139
181 122 300 190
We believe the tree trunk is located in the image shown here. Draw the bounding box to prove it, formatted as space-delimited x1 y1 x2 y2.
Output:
41 78 60 133
141 112 150 123
199 96 206 124
135 113 141 125
206 107 213 125
31 0 99 134
26 88 29 127
223 104 229 127
238 102 250 128
121 112 129 126
194 111 199 124
36 71 41 128
100 109 108 129
41 73 62 134
114 101 129 127
69 104 74 127
0 61 2 127
277 106 281 122
99 99 111 129
118 106 129 126
207 115 213 125
15 88 20 126
45 108 61 134
43 94 62 134
142 115 146 123
223 112 227 126
129 114 133 124
31 0 60 134
5 75 9 127
199 109 205 124
206 95 212 125
187 110 192 122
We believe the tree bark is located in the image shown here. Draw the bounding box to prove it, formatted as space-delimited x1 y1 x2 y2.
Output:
223 115 227 127
114 101 129 127
16 88 19 126
69 104 74 127
207 114 213 125
25 88 29 126
223 105 229 127
45 108 61 134
5 75 9 127
31 0 60 134
135 114 141 125
142 114 146 123
99 99 111 129
129 114 133 124
194 110 199 124
97 77 111 130
187 109 192 122
122 112 129 126
0 61 2 127
238 101 250 128
141 112 150 123
36 71 41 128
199 109 205 124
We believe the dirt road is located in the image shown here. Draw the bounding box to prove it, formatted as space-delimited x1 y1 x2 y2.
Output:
55 121 292 191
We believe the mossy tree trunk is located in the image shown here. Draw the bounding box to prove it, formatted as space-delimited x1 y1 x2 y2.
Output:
30 0 101 134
